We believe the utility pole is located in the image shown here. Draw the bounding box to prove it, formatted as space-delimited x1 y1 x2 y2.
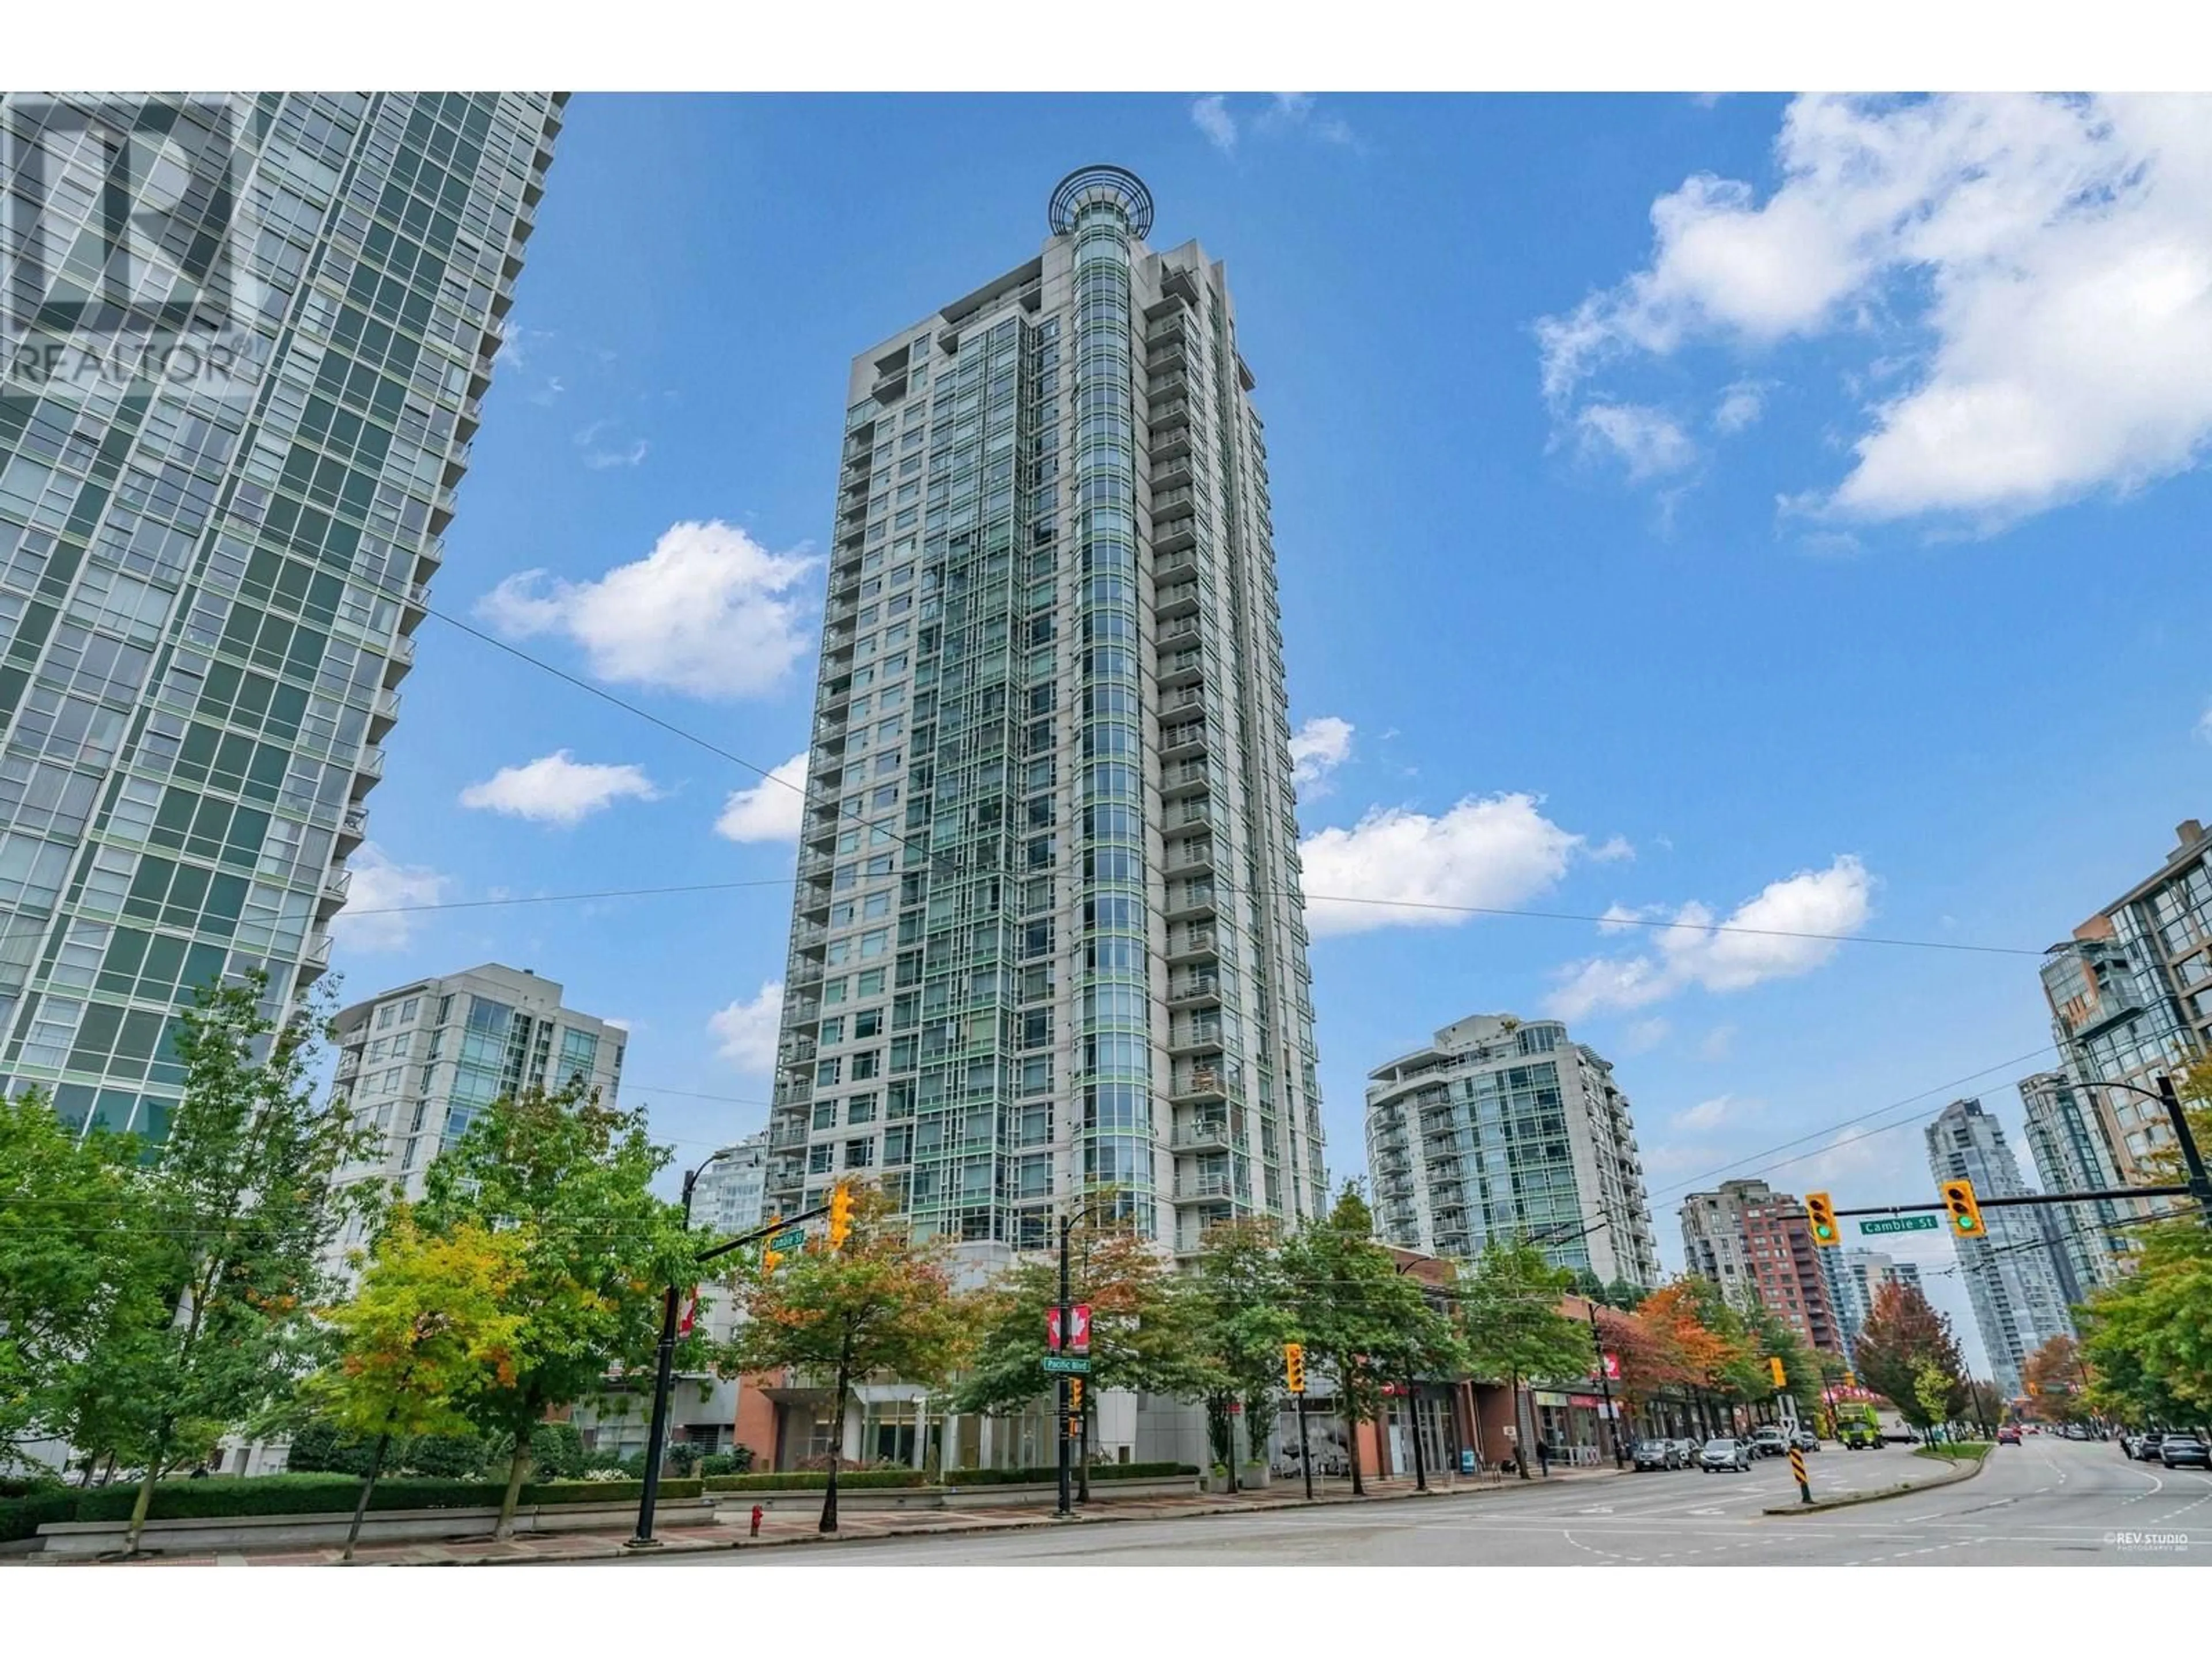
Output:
2155 1074 2212 1228
1056 1211 1073 1520
630 1149 724 1550
1586 1302 1626 1468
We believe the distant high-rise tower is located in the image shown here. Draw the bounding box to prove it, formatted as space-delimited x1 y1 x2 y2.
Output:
1367 1013 1660 1287
1925 1098 2075 1399
1679 1177 1845 1355
1823 1247 1923 1362
2017 1070 2130 1296
762 167 1328 1261
0 93 563 1140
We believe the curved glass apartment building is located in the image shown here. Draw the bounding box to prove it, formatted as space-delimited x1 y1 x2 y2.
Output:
763 166 1328 1263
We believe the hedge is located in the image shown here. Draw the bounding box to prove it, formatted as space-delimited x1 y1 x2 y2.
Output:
704 1469 929 1492
945 1462 1196 1486
1 1474 704 1538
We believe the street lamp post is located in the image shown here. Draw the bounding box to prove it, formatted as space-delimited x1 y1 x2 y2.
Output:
2080 1074 2212 1231
1586 1301 1627 1468
629 1144 743 1550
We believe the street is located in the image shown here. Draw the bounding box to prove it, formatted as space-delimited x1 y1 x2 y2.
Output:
602 1437 2209 1567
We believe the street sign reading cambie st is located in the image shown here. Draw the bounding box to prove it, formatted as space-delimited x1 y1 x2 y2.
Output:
1041 1355 1092 1375
1859 1215 1940 1236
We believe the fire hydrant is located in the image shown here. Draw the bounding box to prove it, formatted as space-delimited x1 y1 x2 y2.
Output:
749 1504 764 1538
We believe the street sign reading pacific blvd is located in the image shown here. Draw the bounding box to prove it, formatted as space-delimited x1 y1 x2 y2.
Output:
1859 1215 1940 1235
1040 1355 1092 1375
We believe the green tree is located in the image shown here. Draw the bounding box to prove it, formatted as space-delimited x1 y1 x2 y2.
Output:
2021 1334 2088 1422
953 1221 1200 1498
306 1211 525 1559
1913 1362 1955 1435
1851 1281 1969 1430
62 974 370 1552
2078 1218 2212 1423
0 1090 148 1467
414 1079 698 1537
1277 1185 1399 1495
722 1183 965 1532
1456 1239 1591 1475
1177 1219 1297 1487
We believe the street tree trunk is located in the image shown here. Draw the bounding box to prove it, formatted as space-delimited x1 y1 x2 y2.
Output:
821 1335 854 1534
123 1418 173 1555
1346 1372 1366 1497
494 1433 532 1540
343 1431 393 1563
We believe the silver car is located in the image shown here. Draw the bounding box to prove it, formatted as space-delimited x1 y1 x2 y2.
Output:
1699 1437 1753 1473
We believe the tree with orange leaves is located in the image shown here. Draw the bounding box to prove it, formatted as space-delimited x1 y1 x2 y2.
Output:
308 1210 527 1559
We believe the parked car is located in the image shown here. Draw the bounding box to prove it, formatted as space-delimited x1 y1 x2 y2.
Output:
1750 1427 1789 1459
1700 1437 1753 1473
2159 1435 2210 1469
1790 1429 1821 1452
1673 1437 1703 1466
1633 1440 1675 1471
2135 1433 2168 1462
1997 1425 2021 1445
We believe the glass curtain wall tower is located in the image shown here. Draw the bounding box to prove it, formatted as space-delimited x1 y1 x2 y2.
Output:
764 167 1327 1260
0 94 562 1139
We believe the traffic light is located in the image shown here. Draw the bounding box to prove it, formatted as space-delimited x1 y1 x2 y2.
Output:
1768 1355 1787 1389
760 1215 785 1278
1283 1342 1306 1394
1805 1191 1840 1247
1069 1377 1084 1416
1940 1177 1987 1239
828 1182 854 1252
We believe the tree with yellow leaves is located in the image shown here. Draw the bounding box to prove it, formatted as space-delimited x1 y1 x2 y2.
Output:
309 1211 527 1559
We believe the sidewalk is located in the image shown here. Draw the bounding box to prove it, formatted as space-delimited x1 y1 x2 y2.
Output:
17 1464 1629 1567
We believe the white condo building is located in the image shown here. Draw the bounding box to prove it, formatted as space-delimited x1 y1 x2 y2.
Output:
1366 1014 1660 1287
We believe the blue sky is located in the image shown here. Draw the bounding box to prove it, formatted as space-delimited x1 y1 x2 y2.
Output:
331 93 2212 1372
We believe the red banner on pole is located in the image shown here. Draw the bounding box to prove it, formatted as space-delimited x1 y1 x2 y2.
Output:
1601 1351 1620 1380
1070 1304 1092 1354
1046 1307 1063 1352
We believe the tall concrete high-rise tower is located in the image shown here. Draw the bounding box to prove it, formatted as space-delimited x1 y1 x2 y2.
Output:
1925 1097 2076 1400
0 93 563 1139
762 166 1328 1260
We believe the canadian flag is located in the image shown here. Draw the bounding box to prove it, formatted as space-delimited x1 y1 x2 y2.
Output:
1046 1307 1063 1351
1601 1351 1621 1381
1070 1304 1092 1355
677 1289 700 1335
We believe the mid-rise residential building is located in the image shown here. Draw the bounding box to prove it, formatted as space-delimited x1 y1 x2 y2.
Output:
1924 1097 2076 1399
1366 1014 1660 1286
1679 1178 1844 1354
692 1130 770 1237
327 964 622 1264
1822 1247 1924 1362
762 165 1328 1270
2017 1069 2131 1296
0 93 564 1142
2039 817 2212 1183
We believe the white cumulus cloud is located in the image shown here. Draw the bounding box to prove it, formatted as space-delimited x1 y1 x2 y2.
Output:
459 750 661 825
1538 93 2212 524
716 752 808 843
1287 715 1354 792
328 843 449 952
1191 96 1237 154
1297 793 1587 938
477 519 816 699
710 981 785 1072
1713 379 1769 434
1547 854 1874 1018
1675 1094 1736 1131
1577 402 1697 479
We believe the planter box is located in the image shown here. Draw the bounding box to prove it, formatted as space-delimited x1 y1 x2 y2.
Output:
35 1497 713 1559
941 1477 1196 1509
1238 1464 1270 1490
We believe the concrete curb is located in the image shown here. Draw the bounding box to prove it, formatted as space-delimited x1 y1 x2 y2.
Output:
442 1467 1635 1567
1759 1449 1986 1516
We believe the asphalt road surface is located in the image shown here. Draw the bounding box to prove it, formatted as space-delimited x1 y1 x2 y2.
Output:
609 1436 2210 1567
